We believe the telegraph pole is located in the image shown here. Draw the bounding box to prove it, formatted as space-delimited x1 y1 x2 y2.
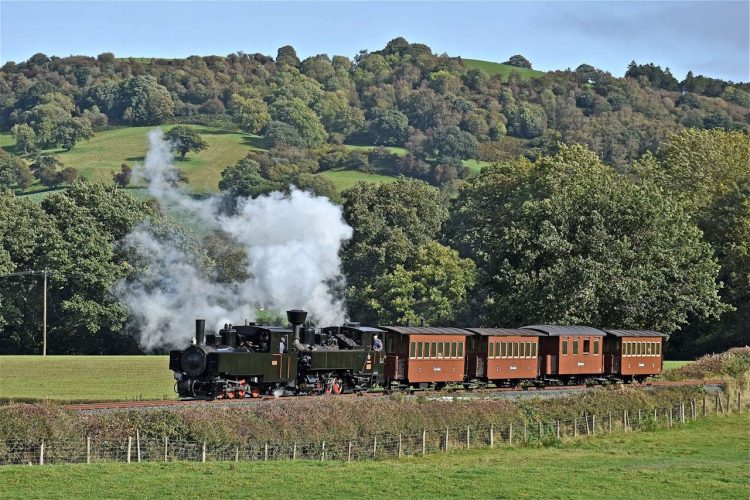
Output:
42 268 47 356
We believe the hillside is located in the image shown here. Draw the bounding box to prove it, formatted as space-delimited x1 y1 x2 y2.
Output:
463 58 545 80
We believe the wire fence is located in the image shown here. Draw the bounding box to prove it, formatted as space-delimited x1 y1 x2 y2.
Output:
1 392 742 467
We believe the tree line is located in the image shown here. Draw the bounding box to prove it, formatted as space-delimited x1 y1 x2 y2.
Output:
0 128 746 357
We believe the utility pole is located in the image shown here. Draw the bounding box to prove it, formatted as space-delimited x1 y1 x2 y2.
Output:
42 268 47 356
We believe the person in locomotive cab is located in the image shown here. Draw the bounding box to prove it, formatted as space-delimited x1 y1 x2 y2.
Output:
279 335 286 354
373 334 383 352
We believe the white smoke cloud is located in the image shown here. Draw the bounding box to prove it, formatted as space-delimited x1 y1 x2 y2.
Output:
116 129 352 350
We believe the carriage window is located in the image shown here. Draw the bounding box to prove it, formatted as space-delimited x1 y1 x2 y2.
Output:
572 340 579 355
410 342 416 359
417 342 423 358
562 340 568 355
498 342 504 358
488 342 494 358
637 342 643 355
656 342 661 355
519 342 525 357
583 339 590 354
438 342 444 358
646 343 652 355
458 342 464 357
511 342 518 357
531 342 537 357
454 342 459 358
593 340 599 355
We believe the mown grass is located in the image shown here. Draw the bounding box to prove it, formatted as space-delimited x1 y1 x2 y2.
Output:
463 59 545 80
317 168 400 191
0 356 173 402
0 414 746 499
1 125 261 194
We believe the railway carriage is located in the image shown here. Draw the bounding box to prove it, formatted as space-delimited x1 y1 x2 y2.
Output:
380 326 471 388
603 329 666 382
465 328 542 385
523 325 606 383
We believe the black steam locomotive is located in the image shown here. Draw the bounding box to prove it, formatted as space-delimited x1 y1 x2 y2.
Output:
169 310 385 399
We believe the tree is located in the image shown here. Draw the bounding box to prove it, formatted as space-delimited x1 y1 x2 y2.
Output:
447 144 727 331
368 109 410 146
116 75 174 125
261 121 307 149
503 54 532 69
10 124 37 154
269 98 327 147
276 45 301 67
341 179 449 321
218 157 281 198
0 150 32 190
312 91 365 137
230 95 270 134
424 126 480 162
165 126 208 159
362 241 476 325
112 163 132 187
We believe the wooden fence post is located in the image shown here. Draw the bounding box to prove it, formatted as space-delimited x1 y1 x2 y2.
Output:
466 426 470 449
592 415 596 435
726 392 731 415
321 441 325 461
265 443 269 461
574 418 578 438
703 393 707 417
347 441 352 462
39 439 45 466
422 429 426 455
445 428 449 451
86 436 91 464
373 436 377 459
509 423 513 445
235 446 239 463
718 393 724 415
538 421 543 442
398 434 402 458
490 425 494 448
293 442 297 460
127 437 132 463
638 409 641 427
556 421 560 440
738 391 742 413
201 441 206 463
668 407 673 428
164 437 169 462
136 429 141 463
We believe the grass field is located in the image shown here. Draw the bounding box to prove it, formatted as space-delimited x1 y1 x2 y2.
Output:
0 356 173 402
0 414 746 498
318 168 400 191
664 360 693 369
463 59 546 80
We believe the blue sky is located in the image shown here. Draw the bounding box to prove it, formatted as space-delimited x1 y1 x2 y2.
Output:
1 1 748 81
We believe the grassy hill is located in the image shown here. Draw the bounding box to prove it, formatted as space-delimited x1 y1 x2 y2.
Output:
463 59 545 80
1 126 489 196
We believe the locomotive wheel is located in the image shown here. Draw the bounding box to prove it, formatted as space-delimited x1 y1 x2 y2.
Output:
324 379 343 395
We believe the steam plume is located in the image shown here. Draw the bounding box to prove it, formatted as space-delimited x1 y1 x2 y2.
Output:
116 129 352 349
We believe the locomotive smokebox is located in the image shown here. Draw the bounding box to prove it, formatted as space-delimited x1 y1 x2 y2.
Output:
195 319 206 345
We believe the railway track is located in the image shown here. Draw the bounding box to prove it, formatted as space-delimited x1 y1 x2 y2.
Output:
62 378 724 412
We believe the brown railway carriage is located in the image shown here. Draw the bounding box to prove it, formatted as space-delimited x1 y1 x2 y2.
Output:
603 329 666 381
522 325 605 381
465 328 542 383
380 326 471 385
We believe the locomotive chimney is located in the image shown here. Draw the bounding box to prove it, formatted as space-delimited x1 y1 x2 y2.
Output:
195 319 206 345
287 309 310 352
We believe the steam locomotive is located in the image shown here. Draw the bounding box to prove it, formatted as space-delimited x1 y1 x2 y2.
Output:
169 309 667 400
169 310 385 399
